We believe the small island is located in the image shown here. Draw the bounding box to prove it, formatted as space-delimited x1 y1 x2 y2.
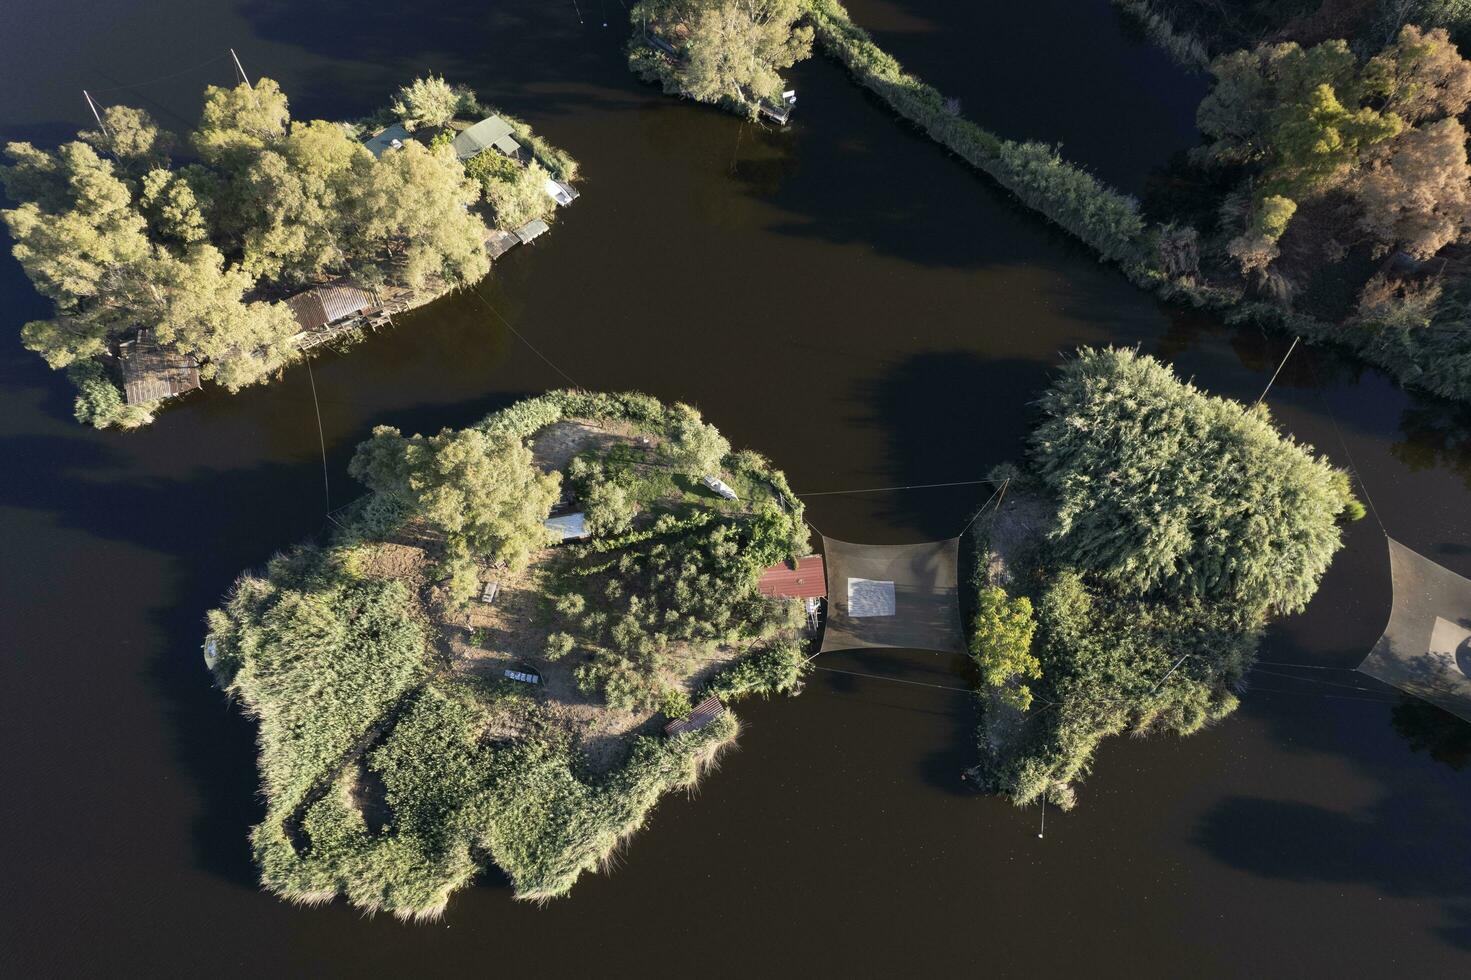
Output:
965 348 1363 809
1 74 579 429
205 391 813 918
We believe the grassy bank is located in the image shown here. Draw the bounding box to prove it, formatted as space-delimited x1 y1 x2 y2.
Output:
207 391 812 918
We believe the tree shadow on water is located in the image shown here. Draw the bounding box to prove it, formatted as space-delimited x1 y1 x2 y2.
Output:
851 350 1051 540
1193 793 1471 950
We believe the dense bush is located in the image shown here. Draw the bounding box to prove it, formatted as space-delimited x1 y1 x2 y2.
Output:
1029 347 1357 616
974 348 1351 809
969 586 1040 710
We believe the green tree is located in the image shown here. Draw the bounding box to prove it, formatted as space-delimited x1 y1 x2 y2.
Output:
139 167 211 248
663 403 731 474
348 425 561 575
1029 347 1357 616
79 105 174 173
355 142 489 290
630 0 813 115
2 142 152 366
192 77 289 167
391 74 463 131
478 158 556 231
971 586 1040 710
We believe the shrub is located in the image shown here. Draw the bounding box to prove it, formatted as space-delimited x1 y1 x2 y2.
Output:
68 359 153 429
545 631 575 661
970 586 1040 710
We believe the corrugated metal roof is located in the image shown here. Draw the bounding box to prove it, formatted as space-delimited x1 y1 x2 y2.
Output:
285 283 377 332
758 555 827 599
453 115 516 161
664 696 724 737
118 343 201 405
513 218 550 244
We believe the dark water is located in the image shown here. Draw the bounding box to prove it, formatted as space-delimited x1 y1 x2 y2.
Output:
2 1 1469 974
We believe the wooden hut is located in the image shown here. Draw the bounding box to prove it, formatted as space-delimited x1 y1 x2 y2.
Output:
115 331 201 405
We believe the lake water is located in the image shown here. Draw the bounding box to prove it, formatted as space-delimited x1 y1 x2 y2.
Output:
2 1 1469 973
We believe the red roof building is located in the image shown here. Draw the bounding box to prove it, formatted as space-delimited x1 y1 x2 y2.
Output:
757 555 827 599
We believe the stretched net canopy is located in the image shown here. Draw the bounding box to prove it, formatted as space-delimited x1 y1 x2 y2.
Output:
818 536 966 655
1359 537 1471 723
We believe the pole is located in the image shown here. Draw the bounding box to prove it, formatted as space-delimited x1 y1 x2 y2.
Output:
229 48 253 89
1255 335 1301 406
82 91 110 138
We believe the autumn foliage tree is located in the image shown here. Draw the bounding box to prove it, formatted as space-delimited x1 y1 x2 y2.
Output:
1196 25 1471 268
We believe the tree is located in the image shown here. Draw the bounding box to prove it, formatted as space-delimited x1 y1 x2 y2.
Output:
971 586 1040 710
233 120 373 283
1366 25 1471 123
139 167 211 248
79 105 174 173
348 426 561 575
630 0 813 115
478 157 555 230
391 74 463 131
1029 348 1357 616
1355 116 1471 258
192 78 289 167
141 245 299 390
663 403 731 475
355 142 489 290
2 142 153 366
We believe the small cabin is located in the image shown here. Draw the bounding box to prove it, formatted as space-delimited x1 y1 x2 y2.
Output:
757 555 827 599
758 90 797 125
453 115 522 162
285 281 380 333
115 332 201 405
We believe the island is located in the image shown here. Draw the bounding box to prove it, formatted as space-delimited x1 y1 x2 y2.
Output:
204 391 813 918
964 348 1363 809
1 74 579 429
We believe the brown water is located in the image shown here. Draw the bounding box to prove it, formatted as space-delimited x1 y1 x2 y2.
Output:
2 1 1469 974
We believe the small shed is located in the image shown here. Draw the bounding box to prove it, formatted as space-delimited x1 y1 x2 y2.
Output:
757 555 827 600
664 696 725 737
362 123 412 159
544 512 588 542
485 228 520 259
285 282 379 332
453 115 522 161
116 335 201 405
513 218 550 245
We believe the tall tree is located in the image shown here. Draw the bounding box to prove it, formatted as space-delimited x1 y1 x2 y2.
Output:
192 77 289 167
349 425 560 574
391 74 463 131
